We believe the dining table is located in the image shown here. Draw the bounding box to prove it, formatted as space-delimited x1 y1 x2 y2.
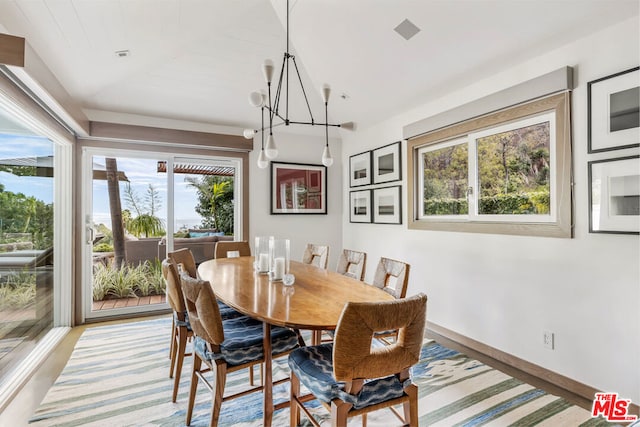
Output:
197 256 395 427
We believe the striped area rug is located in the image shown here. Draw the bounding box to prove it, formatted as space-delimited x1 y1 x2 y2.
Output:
29 317 611 426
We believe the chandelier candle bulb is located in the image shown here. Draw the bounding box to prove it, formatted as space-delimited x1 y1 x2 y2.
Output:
262 59 274 83
265 134 278 158
322 84 331 103
257 149 268 169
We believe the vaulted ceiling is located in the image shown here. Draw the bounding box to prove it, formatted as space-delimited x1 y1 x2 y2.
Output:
0 0 637 134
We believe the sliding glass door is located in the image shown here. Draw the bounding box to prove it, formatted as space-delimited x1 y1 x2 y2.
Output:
0 110 55 385
82 148 241 320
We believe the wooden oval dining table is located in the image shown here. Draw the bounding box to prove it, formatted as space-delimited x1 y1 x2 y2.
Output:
197 256 395 427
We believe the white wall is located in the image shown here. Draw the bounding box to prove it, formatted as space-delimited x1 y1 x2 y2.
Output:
341 16 640 403
250 131 342 270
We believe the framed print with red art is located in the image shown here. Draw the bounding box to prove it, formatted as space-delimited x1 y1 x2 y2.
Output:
270 162 327 214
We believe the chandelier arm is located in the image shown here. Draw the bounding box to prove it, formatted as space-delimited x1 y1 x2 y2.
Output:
291 56 315 123
267 82 275 135
273 53 287 119
325 102 329 146
287 120 342 127
286 0 290 122
261 107 265 149
255 119 287 133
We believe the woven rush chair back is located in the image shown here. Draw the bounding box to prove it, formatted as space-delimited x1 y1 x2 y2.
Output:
179 271 224 346
215 241 251 259
333 293 427 382
336 249 367 281
168 248 197 278
162 258 187 317
372 257 410 299
302 243 329 269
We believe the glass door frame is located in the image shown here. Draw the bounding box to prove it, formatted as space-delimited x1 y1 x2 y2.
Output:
0 82 73 408
81 147 243 321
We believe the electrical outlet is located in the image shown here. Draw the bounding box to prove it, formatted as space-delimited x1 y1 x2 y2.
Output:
543 331 554 350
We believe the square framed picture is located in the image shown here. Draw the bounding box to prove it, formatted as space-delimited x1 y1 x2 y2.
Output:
349 190 371 223
349 151 371 187
588 67 640 153
372 141 402 184
588 155 639 234
270 162 327 214
372 185 402 224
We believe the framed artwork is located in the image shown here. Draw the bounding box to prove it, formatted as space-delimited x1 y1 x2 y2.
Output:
372 185 402 224
588 66 640 153
588 155 639 234
270 162 327 214
349 151 371 187
349 189 372 223
372 141 402 184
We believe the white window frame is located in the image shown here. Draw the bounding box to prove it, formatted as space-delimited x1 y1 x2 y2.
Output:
469 111 556 223
417 137 469 221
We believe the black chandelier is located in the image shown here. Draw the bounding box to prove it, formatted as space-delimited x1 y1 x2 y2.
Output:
243 0 354 168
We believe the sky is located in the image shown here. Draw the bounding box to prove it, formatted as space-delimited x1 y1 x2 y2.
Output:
0 132 214 232
0 133 54 203
92 156 202 231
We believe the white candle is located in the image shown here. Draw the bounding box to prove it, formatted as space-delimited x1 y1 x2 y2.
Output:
274 257 285 280
259 253 269 272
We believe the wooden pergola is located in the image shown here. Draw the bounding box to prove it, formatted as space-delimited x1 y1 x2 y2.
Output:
156 161 234 177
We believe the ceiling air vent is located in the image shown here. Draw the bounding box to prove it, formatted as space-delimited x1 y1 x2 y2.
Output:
394 19 420 41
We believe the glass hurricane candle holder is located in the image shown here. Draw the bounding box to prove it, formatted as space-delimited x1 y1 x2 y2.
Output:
269 238 290 282
254 236 272 274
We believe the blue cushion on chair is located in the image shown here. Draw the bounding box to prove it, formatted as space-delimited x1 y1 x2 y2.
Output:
173 311 191 331
288 344 407 410
194 316 299 366
217 300 244 320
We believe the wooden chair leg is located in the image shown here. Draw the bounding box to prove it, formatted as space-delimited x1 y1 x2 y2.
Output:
169 318 176 359
362 413 367 427
290 372 301 427
248 363 264 386
330 399 351 427
169 324 177 378
403 384 418 427
210 360 228 427
185 355 201 426
312 330 322 346
172 327 188 402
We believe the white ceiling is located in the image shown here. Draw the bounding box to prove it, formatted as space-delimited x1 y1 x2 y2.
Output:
0 0 638 134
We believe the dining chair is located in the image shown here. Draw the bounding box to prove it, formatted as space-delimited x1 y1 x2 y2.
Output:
372 257 410 299
336 249 367 281
161 258 193 403
288 293 427 427
168 247 197 278
372 257 411 343
302 243 329 269
214 240 251 259
180 271 300 427
211 240 261 385
169 248 243 321
169 247 257 383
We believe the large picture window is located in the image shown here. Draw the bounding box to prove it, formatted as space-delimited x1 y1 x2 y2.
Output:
409 92 572 237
